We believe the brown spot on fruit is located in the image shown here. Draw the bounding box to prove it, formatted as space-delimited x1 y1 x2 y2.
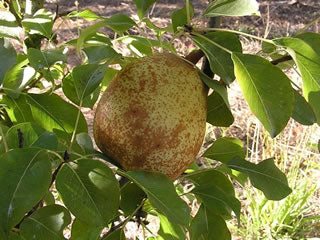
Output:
94 52 207 179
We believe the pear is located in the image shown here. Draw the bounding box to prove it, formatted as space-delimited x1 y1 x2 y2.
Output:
94 52 207 179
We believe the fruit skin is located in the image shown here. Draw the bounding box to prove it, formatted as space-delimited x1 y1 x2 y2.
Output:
94 52 207 179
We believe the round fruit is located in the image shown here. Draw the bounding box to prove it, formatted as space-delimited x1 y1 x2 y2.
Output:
94 52 207 179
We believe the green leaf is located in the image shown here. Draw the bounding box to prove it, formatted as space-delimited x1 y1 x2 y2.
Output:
20 205 71 240
56 159 120 227
187 169 240 221
62 74 100 109
3 59 36 98
125 171 191 226
31 131 58 151
189 205 231 240
68 9 103 21
203 137 245 164
83 45 120 64
157 213 186 240
228 157 292 200
8 231 22 240
26 93 88 134
0 148 51 234
120 182 146 216
133 0 157 19
203 0 260 17
75 132 94 154
0 10 22 39
199 72 234 126
101 67 118 91
1 95 34 124
72 63 107 100
262 41 276 54
231 52 294 137
273 37 320 124
102 228 125 240
171 2 194 33
27 48 67 71
206 92 234 127
191 32 242 84
292 89 317 125
21 9 54 38
0 38 16 84
5 122 45 149
71 218 103 240
104 14 136 34
295 32 320 55
43 190 55 206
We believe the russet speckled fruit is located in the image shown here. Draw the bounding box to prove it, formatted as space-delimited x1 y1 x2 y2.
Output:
93 53 207 179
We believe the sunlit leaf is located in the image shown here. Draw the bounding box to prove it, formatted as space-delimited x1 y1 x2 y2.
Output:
203 0 260 17
133 0 157 19
27 48 67 71
22 9 54 38
27 93 88 134
0 10 22 39
20 205 71 240
273 36 320 124
228 157 292 200
203 137 245 164
83 45 120 64
157 213 185 240
232 52 294 137
171 1 194 32
56 159 120 226
68 9 103 21
125 171 191 226
191 32 242 84
0 38 16 84
189 205 231 240
0 148 51 234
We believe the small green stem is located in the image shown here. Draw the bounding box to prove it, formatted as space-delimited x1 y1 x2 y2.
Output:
186 0 190 24
0 127 8 152
297 15 320 34
189 31 233 54
193 27 274 44
67 100 82 153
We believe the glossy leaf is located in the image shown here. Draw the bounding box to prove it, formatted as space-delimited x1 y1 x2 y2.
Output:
62 74 100 109
189 205 231 240
171 1 194 33
120 182 146 216
0 38 16 84
207 91 234 127
191 32 242 84
0 10 22 39
56 159 120 226
228 157 292 200
26 93 88 134
203 137 245 164
5 122 45 149
72 63 107 100
292 89 316 125
68 9 103 21
83 45 120 64
71 218 103 240
20 205 71 240
273 37 320 124
203 0 260 17
3 58 35 98
32 131 58 151
187 170 240 221
157 213 185 240
22 9 54 38
104 14 136 34
0 148 51 234
75 132 94 154
125 171 191 226
1 95 34 124
232 52 294 137
133 0 157 19
27 48 67 71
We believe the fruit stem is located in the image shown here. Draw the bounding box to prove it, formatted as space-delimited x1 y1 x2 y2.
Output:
193 27 274 44
186 0 191 24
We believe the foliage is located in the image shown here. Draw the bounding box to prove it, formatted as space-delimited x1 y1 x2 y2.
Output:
0 0 319 239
